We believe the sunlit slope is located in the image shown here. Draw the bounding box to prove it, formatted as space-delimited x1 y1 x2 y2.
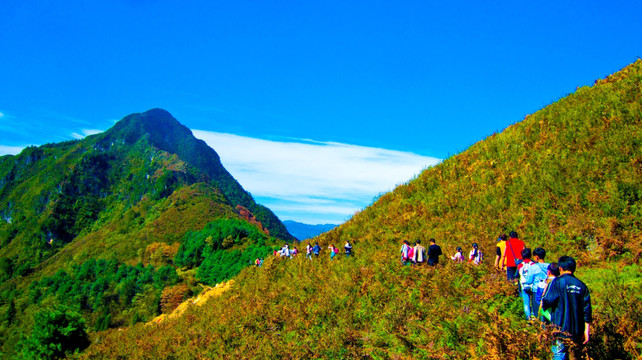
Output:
80 60 642 359
325 59 642 261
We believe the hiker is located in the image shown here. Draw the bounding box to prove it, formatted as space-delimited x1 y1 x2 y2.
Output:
517 248 535 319
259 258 264 267
407 243 416 265
328 244 338 260
255 258 261 266
468 243 483 265
281 244 290 258
538 262 560 323
292 247 299 257
542 256 592 360
503 231 525 281
494 234 508 270
306 243 313 260
451 247 465 262
427 238 442 266
312 242 321 257
344 240 353 257
523 247 550 317
400 240 411 265
413 240 426 265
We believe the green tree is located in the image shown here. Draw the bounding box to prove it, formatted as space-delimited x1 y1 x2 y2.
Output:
20 308 89 359
4 298 16 325
0 257 13 281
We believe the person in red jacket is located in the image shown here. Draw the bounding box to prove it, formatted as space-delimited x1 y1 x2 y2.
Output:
503 231 525 282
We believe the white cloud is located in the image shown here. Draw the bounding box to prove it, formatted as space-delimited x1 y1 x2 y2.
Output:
70 129 103 139
192 130 441 224
0 145 25 156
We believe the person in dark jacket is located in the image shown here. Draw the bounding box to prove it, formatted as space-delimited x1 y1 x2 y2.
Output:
541 256 592 360
427 238 442 266
344 240 353 257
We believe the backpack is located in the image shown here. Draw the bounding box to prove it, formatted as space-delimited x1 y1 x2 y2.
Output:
519 261 532 278
469 250 483 264
415 246 425 263
401 244 409 260
519 261 534 290
408 247 415 259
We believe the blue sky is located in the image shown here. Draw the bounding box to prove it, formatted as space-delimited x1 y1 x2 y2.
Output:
1 1 641 224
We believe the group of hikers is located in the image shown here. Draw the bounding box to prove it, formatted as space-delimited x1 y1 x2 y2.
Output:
266 241 354 261
400 239 483 266
257 231 591 359
398 231 592 359
450 242 483 264
494 231 592 360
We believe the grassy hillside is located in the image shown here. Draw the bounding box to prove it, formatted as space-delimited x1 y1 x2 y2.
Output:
78 60 642 359
0 110 293 358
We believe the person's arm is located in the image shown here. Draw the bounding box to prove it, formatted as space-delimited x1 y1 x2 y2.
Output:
494 246 501 268
583 287 593 344
583 322 591 344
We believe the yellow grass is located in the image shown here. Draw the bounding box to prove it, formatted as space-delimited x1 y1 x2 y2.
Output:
150 280 235 324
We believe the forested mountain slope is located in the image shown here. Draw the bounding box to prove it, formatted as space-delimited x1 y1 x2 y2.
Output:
79 60 642 360
0 109 293 358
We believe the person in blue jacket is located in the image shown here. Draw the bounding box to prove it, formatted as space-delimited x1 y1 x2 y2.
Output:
541 256 592 360
312 242 321 257
522 247 550 318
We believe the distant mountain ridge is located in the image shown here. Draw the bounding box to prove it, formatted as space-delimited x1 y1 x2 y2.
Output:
283 220 337 240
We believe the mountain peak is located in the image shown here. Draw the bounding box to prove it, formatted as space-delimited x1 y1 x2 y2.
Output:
105 109 195 148
99 109 295 241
